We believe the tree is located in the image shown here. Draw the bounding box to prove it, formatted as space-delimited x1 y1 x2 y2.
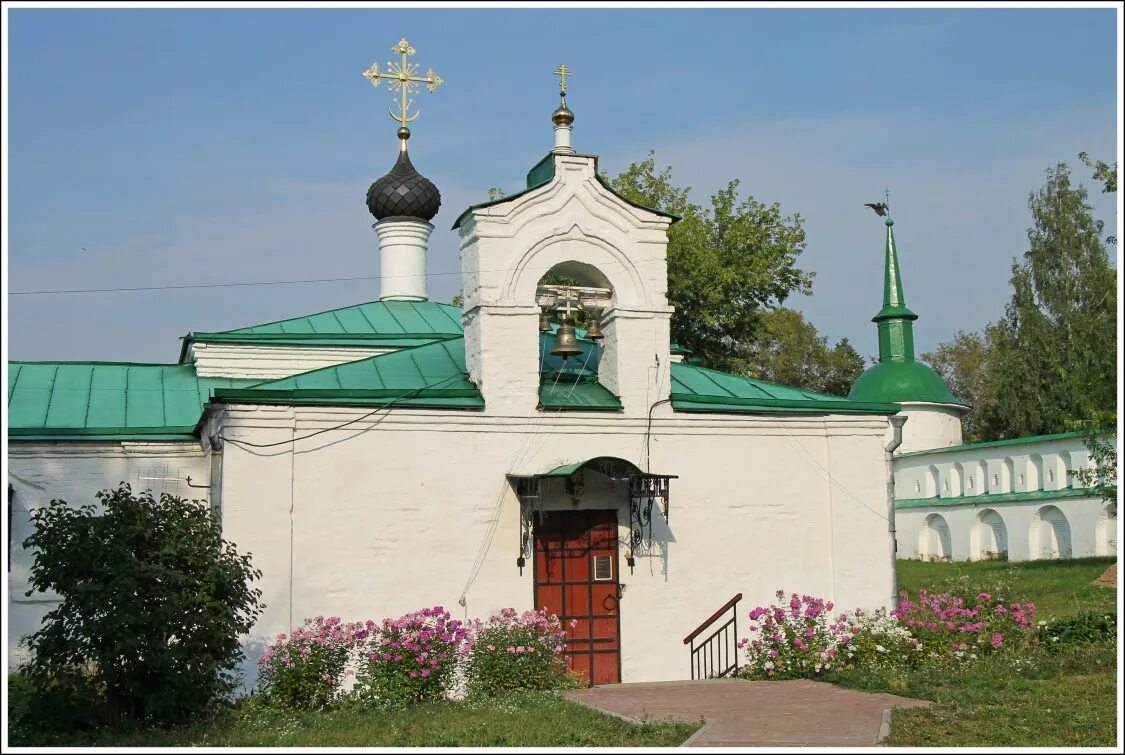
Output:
1078 152 1118 194
1068 410 1117 504
19 485 264 726
921 327 1002 442
984 163 1117 439
606 152 813 372
732 308 865 396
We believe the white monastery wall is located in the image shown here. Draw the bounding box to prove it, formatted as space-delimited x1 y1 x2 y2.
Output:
188 342 398 380
892 434 1117 561
7 441 210 665
214 404 896 685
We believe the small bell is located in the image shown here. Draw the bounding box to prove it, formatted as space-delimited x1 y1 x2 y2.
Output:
539 308 552 332
584 314 604 340
550 319 583 359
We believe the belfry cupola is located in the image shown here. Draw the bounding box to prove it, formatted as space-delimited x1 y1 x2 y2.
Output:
362 38 443 301
849 205 969 451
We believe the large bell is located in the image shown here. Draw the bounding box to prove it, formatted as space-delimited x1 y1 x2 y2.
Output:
539 308 552 332
584 315 605 340
550 319 583 359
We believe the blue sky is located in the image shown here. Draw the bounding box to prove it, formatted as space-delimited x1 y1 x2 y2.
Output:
5 6 1119 364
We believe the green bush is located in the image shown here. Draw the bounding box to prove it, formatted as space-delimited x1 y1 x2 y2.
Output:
1038 612 1117 650
18 484 264 727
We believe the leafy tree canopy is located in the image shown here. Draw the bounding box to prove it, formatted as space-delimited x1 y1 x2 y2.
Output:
18 485 264 727
605 151 814 373
732 307 865 397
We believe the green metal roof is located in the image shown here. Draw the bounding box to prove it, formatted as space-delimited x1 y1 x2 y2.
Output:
212 338 484 408
896 430 1098 458
179 300 462 362
895 486 1098 509
670 362 901 415
8 362 256 440
540 376 622 411
452 152 680 230
849 360 966 407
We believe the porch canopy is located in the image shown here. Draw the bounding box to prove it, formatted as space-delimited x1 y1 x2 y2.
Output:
508 456 678 553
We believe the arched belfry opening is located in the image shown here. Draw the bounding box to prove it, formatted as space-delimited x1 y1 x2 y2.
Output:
535 263 618 411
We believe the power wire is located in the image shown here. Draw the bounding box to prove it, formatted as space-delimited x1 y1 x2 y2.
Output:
218 373 465 449
10 256 670 296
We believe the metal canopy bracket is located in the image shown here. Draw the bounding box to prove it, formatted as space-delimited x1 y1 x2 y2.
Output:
508 457 676 575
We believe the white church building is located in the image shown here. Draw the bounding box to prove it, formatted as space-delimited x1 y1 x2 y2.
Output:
6 52 1115 685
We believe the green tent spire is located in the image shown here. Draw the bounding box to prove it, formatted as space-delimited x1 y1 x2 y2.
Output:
872 217 918 363
848 214 967 407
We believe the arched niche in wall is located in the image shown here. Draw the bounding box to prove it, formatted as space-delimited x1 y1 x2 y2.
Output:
1028 454 1044 493
1030 505 1072 560
951 462 965 497
919 513 952 561
972 508 1008 561
1096 503 1117 557
1002 458 1016 494
926 465 940 498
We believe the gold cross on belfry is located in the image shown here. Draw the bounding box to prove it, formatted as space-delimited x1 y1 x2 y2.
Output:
362 37 444 127
553 64 572 94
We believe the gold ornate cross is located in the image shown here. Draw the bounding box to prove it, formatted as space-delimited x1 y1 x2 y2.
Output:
362 38 444 128
553 64 572 94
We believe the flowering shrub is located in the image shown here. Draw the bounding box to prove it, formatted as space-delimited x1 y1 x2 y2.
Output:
257 616 368 709
739 592 919 679
740 586 1040 680
892 587 1037 659
353 606 468 707
463 608 575 697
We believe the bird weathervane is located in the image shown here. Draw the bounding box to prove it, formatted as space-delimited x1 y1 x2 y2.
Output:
553 64 572 94
865 189 891 218
362 38 444 132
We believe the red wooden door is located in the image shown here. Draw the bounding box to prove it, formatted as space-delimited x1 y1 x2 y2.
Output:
534 509 621 686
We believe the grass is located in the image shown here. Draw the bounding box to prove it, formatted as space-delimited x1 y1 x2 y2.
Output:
823 555 1118 747
8 691 698 748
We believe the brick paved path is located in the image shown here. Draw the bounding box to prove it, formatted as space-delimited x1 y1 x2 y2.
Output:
565 678 930 747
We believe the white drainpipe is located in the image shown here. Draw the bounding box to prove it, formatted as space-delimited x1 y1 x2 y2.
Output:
885 414 908 608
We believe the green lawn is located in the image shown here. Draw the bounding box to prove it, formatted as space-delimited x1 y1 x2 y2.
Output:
827 556 1118 747
9 692 698 748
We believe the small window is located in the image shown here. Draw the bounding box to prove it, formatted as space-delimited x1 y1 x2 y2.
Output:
913 481 921 493
943 479 949 491
993 474 999 486
1018 474 1024 485
967 477 974 490
593 555 613 581
1048 470 1055 482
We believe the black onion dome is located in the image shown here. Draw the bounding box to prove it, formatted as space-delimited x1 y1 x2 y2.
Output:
366 148 441 222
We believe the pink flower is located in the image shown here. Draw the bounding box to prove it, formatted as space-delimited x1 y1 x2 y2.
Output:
409 671 419 678
991 634 1004 649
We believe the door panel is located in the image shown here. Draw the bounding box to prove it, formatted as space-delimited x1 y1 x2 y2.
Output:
533 509 621 686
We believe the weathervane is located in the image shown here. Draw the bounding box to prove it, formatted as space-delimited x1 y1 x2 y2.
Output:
362 38 444 134
864 188 891 218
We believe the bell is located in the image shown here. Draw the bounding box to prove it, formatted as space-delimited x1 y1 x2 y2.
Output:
584 315 605 340
539 308 552 332
550 319 583 359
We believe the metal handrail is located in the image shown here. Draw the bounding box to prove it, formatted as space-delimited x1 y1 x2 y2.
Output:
683 593 742 645
684 593 742 680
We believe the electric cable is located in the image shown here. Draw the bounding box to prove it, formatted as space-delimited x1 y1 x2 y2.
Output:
218 372 465 449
